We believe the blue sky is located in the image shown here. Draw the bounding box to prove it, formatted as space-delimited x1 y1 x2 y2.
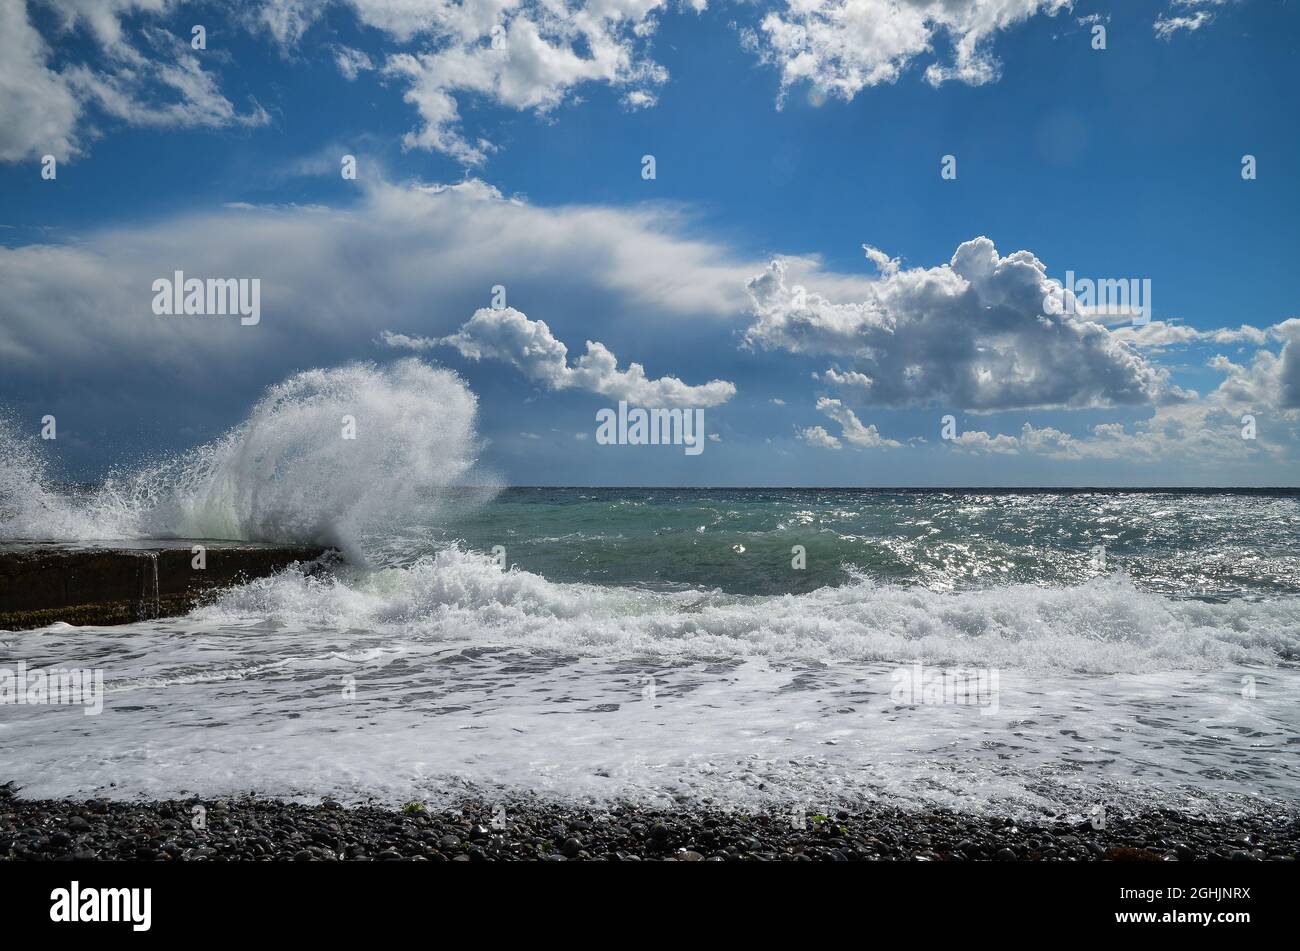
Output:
2 0 1298 486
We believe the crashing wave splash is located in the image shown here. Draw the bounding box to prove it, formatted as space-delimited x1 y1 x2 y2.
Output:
0 360 491 563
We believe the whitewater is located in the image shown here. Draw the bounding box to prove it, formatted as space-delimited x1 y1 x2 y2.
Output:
2 361 1297 817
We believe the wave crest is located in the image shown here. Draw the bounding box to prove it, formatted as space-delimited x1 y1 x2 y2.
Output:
197 548 1300 673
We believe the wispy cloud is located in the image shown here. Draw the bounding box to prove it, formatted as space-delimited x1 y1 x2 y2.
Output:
1 1 268 163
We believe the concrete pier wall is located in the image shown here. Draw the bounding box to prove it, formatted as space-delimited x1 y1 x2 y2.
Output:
0 542 334 630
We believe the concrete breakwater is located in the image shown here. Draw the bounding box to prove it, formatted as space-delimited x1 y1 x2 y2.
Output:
0 541 334 630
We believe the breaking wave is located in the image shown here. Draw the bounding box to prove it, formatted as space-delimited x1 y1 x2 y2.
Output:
0 360 492 563
195 547 1300 673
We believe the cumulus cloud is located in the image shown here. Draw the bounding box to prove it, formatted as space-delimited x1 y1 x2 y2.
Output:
821 367 874 391
434 306 737 408
749 0 1070 103
1276 320 1300 409
950 429 1021 454
9 0 1243 166
1213 319 1300 412
746 237 1171 412
259 0 676 164
942 324 1300 464
797 424 843 450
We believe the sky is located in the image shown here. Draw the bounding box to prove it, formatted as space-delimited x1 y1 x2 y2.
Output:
1 0 1298 486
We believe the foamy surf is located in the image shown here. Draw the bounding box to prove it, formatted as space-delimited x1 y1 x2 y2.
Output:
3 613 1296 814
194 548 1299 674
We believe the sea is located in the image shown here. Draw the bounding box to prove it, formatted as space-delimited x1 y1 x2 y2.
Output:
1 362 1297 819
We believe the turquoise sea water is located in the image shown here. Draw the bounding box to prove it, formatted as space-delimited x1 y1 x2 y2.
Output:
422 487 1300 599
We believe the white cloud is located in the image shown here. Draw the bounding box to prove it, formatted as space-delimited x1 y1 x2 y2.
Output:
861 243 900 276
1276 319 1300 409
435 306 737 407
0 0 82 161
807 397 901 449
1 0 267 163
257 0 328 46
0 177 778 383
1154 12 1211 38
945 324 1300 464
746 236 1171 411
333 0 676 164
1112 319 1271 350
334 45 375 81
1155 1 1234 39
6 0 1249 167
950 429 1020 454
0 177 877 390
750 0 1071 104
1213 319 1300 412
65 28 270 131
377 330 438 351
797 424 842 450
822 367 874 391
